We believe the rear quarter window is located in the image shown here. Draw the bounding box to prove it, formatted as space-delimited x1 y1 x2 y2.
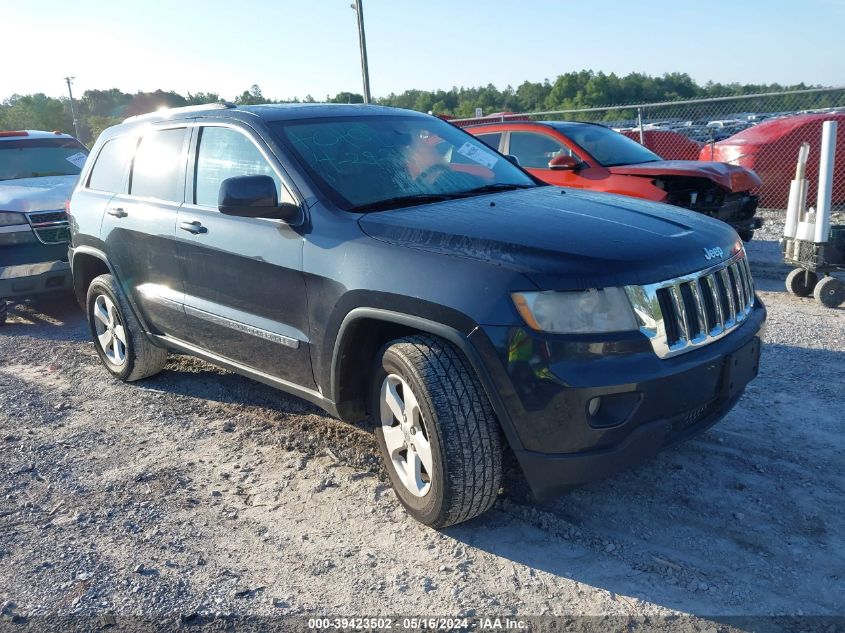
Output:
87 136 135 193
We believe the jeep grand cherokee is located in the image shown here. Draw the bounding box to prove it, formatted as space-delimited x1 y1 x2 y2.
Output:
68 104 765 528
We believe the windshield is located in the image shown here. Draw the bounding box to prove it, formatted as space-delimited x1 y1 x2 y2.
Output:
272 115 537 210
551 123 660 167
0 137 88 181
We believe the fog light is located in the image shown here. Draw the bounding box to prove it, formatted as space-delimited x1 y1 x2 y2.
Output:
587 397 602 416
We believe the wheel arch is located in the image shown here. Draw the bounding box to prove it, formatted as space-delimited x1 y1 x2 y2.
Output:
70 246 113 308
330 307 524 452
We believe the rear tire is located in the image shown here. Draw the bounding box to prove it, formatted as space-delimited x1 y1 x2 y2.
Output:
785 268 818 297
813 276 845 308
86 274 167 381
372 335 502 528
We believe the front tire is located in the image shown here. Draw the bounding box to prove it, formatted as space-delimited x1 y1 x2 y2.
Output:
0 299 6 325
86 274 167 381
738 230 754 243
372 335 502 528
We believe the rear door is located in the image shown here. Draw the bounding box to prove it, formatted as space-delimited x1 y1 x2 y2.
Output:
176 122 314 388
100 125 189 337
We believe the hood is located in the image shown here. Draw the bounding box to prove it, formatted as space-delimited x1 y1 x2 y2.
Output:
0 175 79 213
607 160 761 192
358 186 742 291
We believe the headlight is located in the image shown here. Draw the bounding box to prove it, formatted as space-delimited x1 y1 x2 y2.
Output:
512 288 638 334
0 211 27 226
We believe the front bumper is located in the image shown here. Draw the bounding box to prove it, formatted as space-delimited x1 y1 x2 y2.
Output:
475 299 766 499
0 260 72 298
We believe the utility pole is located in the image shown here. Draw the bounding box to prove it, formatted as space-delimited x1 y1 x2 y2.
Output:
64 76 81 139
351 0 371 104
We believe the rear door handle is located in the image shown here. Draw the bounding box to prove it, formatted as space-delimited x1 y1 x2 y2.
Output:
179 220 207 234
106 207 127 218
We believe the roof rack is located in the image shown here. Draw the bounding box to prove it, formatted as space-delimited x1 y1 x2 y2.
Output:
123 102 236 123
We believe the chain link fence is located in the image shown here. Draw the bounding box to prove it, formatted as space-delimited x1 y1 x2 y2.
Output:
453 87 845 212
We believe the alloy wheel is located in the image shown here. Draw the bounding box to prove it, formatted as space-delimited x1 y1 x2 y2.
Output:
92 294 127 366
379 373 434 497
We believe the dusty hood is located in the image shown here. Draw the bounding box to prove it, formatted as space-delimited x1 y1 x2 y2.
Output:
608 160 762 192
0 175 79 213
358 186 742 291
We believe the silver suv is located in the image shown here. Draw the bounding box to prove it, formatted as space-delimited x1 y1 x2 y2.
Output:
0 129 88 324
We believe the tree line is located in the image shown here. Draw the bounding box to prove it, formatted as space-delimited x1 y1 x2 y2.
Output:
0 71 835 145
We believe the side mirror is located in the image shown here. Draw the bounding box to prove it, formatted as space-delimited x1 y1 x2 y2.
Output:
548 155 580 171
505 154 521 166
218 175 299 222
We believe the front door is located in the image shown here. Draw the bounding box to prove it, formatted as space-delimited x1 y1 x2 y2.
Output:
176 123 314 388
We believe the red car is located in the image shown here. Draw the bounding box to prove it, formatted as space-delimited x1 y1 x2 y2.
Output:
702 112 845 208
464 120 763 240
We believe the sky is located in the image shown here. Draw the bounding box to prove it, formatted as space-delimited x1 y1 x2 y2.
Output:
1 0 843 101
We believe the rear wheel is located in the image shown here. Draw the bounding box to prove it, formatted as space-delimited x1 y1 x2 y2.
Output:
86 274 167 381
785 268 818 297
813 276 845 308
372 335 502 528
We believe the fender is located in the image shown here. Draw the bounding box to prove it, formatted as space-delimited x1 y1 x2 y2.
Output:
331 307 525 452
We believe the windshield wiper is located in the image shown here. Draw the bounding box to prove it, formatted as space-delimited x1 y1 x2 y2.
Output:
350 193 458 212
452 183 537 197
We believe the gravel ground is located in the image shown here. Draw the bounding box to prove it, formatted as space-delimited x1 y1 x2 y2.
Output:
1 218 843 629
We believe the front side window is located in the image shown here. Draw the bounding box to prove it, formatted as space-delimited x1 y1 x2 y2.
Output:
0 137 88 181
508 132 574 169
194 126 290 207
88 136 134 193
130 128 186 201
551 123 660 167
271 115 536 210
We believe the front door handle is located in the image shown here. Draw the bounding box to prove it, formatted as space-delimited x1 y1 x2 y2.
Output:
107 207 127 218
179 220 207 234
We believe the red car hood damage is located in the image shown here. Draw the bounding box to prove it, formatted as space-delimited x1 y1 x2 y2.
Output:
608 160 761 192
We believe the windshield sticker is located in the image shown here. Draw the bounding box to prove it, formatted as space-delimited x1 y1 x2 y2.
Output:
456 142 498 169
65 152 88 169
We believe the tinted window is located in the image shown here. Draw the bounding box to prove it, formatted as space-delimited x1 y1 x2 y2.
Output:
550 123 660 167
508 132 572 169
194 126 289 207
475 133 501 150
130 128 186 201
272 116 535 210
0 137 88 181
88 136 134 192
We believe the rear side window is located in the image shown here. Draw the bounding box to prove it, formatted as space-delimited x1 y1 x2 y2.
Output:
130 128 186 201
88 136 134 193
194 126 290 207
475 133 502 151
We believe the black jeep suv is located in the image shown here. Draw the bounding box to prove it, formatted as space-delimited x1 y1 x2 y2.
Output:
68 104 765 527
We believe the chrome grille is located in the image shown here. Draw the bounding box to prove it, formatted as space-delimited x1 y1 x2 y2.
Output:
26 209 70 245
625 250 755 359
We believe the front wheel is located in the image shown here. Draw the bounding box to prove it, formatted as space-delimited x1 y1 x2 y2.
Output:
372 335 502 528
738 230 755 243
0 299 6 325
86 274 168 381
